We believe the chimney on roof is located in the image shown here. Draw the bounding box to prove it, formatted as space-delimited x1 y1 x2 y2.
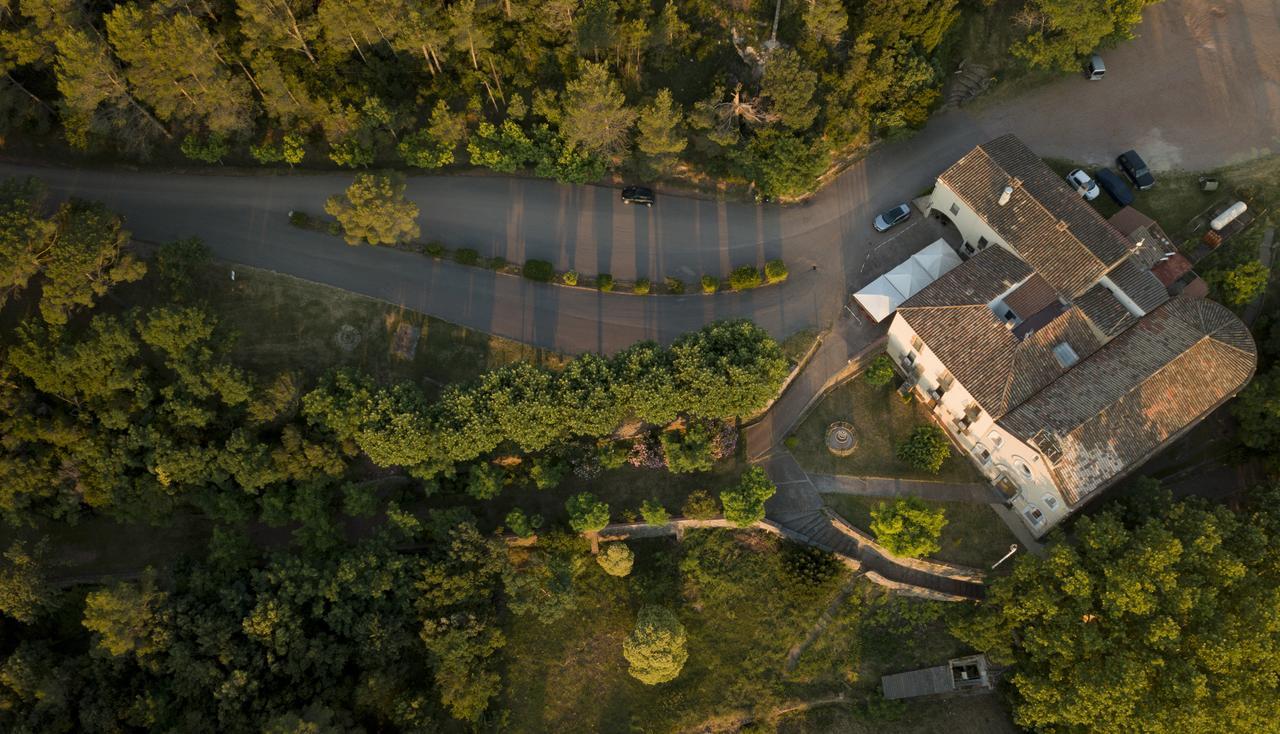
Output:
1057 219 1069 232
998 186 1013 206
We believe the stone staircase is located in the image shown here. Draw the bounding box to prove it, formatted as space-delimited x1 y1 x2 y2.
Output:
945 61 994 108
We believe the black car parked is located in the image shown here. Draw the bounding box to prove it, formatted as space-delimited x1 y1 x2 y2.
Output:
1116 150 1156 190
621 186 655 207
1094 168 1135 206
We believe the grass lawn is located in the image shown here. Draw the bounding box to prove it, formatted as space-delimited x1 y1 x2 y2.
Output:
114 262 568 393
776 695 1021 734
789 377 981 483
821 494 1018 569
500 529 985 733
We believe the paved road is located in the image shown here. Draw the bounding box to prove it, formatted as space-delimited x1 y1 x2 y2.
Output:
972 0 1280 171
0 112 990 355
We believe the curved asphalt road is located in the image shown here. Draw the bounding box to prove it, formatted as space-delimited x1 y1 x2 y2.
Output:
0 0 1272 355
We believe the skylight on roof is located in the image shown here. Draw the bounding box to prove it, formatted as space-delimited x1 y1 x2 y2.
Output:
1052 342 1079 368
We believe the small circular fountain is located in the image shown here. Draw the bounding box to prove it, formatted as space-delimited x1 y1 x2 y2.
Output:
826 421 858 456
334 324 361 352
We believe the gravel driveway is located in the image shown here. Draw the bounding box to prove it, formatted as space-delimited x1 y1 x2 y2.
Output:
971 0 1280 171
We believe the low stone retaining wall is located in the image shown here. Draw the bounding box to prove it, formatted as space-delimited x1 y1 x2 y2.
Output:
823 509 986 584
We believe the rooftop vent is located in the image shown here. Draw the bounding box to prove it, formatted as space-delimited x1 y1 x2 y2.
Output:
998 186 1013 206
1052 342 1079 368
1056 219 1069 232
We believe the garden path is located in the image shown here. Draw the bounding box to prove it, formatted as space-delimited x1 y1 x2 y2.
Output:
807 474 1000 503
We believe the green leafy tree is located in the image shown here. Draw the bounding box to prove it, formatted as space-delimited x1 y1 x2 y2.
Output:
566 492 610 533
0 177 54 306
896 424 951 473
1210 259 1269 306
623 606 688 684
735 130 829 199
467 119 535 172
399 100 466 169
0 541 51 623
1235 368 1280 461
81 571 172 658
720 466 776 526
954 493 1280 733
325 173 421 246
761 49 819 131
151 237 211 297
636 88 686 171
640 499 671 525
660 423 715 473
597 542 634 576
38 200 146 325
466 462 505 500
681 489 720 519
1013 0 1153 71
179 133 230 163
869 497 947 558
505 508 543 538
804 0 849 47
865 353 896 386
559 61 636 157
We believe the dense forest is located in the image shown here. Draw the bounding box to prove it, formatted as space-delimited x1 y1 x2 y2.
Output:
0 0 1159 196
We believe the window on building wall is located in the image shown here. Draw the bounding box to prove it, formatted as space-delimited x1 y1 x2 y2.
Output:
973 445 991 464
1042 494 1059 510
987 431 1004 449
1024 506 1045 527
1014 458 1032 477
978 236 988 249
950 202 960 216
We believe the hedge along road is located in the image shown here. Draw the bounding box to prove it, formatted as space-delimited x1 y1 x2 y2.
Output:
0 113 992 356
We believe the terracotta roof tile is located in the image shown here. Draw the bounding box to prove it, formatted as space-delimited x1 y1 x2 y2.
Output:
938 135 1133 297
1003 274 1059 321
1075 283 1136 337
999 298 1256 504
1106 259 1170 314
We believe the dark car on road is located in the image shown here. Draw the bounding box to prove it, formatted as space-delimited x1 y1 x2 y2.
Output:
621 186 655 207
873 203 911 232
1094 168 1135 206
1116 150 1156 190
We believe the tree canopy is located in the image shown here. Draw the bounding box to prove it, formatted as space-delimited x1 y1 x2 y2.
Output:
324 173 420 246
622 605 689 685
869 497 947 558
954 489 1280 733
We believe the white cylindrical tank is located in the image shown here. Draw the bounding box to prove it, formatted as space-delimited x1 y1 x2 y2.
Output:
1211 201 1247 231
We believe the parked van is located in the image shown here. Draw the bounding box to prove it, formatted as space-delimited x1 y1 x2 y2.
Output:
1086 54 1105 80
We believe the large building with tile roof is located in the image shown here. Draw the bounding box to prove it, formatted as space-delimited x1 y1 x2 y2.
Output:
885 135 1256 536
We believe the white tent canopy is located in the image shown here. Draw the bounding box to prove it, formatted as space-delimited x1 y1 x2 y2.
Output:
912 239 962 279
853 239 962 322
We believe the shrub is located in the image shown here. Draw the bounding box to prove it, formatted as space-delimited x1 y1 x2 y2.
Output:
597 441 630 471
486 256 507 270
700 275 719 294
425 242 446 257
505 508 543 538
562 270 578 286
1209 260 1269 306
455 248 479 266
288 211 312 228
623 606 688 685
782 545 841 590
566 492 610 533
765 259 788 283
523 259 555 282
895 425 951 474
720 466 776 526
181 133 230 163
640 499 671 526
659 423 715 473
869 497 947 558
597 542 635 577
784 435 799 450
627 435 665 469
681 489 720 520
633 278 651 295
665 276 685 294
529 456 567 490
865 354 896 387
729 265 763 290
466 463 505 500
598 273 614 291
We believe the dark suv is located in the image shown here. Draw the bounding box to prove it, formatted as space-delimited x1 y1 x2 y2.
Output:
1116 150 1156 190
621 186 655 207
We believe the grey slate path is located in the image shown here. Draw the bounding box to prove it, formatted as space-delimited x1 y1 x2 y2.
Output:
807 474 1003 503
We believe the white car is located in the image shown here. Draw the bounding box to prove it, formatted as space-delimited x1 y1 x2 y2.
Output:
873 203 911 232
1066 169 1100 201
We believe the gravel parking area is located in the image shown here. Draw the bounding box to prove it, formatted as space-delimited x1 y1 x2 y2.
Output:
972 0 1280 171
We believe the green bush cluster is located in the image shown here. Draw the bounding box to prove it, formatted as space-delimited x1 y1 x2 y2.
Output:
681 490 720 520
454 248 479 266
729 265 763 291
640 499 671 526
562 270 578 286
486 256 507 270
522 259 555 282
869 497 947 558
864 354 897 387
424 242 446 257
764 259 788 283
895 425 951 474
633 278 651 295
597 273 614 292
701 276 719 294
665 276 685 294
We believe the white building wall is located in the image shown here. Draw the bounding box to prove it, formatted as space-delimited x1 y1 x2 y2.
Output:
886 314 1071 536
931 182 1008 257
